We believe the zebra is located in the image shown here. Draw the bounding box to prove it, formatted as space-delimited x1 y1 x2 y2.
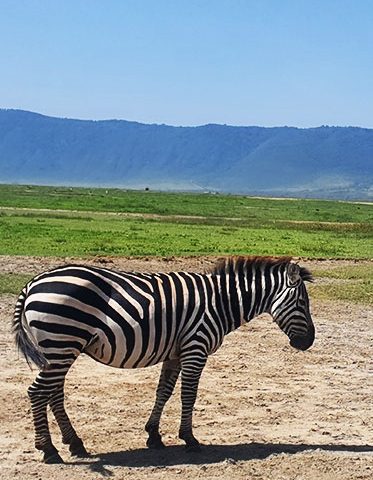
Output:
12 256 315 463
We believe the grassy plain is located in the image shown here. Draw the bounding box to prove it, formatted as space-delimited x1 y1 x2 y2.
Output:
0 184 372 258
309 264 372 305
0 273 31 295
0 184 372 222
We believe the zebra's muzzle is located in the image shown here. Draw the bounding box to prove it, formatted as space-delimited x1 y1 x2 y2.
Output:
290 325 315 351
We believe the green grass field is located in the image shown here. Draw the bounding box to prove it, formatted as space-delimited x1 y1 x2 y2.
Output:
0 184 372 222
0 184 372 258
309 264 372 305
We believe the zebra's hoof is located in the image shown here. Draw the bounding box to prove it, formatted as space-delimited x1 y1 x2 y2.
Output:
43 451 64 464
180 431 201 452
69 438 89 457
146 436 166 449
184 439 201 453
71 448 90 458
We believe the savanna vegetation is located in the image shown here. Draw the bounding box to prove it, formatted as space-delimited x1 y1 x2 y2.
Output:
0 184 371 259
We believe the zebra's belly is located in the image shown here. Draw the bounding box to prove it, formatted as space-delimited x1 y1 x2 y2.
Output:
83 325 179 369
84 341 179 368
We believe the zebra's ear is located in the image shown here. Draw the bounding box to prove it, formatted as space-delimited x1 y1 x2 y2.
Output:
287 262 301 285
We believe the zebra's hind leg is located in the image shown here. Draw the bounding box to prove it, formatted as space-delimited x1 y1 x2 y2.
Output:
145 359 181 449
178 355 207 452
49 380 89 458
28 368 66 464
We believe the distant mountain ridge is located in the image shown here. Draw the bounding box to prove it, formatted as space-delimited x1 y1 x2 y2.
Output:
0 109 372 199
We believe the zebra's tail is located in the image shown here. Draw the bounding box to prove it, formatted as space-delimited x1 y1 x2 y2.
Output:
12 286 49 370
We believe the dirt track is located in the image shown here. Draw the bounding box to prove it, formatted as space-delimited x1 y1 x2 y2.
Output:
0 256 372 480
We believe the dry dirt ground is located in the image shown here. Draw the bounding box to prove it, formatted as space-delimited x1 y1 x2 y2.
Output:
0 256 372 480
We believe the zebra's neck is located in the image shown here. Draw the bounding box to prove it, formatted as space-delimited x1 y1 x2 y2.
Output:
212 264 281 334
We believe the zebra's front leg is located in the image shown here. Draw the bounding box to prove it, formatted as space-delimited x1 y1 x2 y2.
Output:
179 355 207 452
145 359 181 449
49 382 88 458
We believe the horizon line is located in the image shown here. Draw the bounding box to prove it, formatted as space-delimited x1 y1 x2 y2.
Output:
1 107 371 131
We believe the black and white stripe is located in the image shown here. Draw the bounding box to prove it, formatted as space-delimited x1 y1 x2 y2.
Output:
13 256 314 463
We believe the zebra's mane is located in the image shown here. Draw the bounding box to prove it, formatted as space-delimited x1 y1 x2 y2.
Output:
212 256 313 282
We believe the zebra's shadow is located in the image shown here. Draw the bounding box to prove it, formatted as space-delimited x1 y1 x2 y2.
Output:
72 442 373 474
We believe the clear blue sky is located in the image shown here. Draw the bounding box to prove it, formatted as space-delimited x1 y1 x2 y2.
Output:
1 0 373 127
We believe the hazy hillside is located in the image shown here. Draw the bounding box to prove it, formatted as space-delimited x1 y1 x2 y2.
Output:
0 109 372 199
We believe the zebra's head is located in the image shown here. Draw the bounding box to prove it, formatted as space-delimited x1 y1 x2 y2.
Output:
270 262 315 351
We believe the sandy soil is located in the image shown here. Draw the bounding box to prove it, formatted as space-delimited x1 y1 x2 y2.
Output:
0 256 372 480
